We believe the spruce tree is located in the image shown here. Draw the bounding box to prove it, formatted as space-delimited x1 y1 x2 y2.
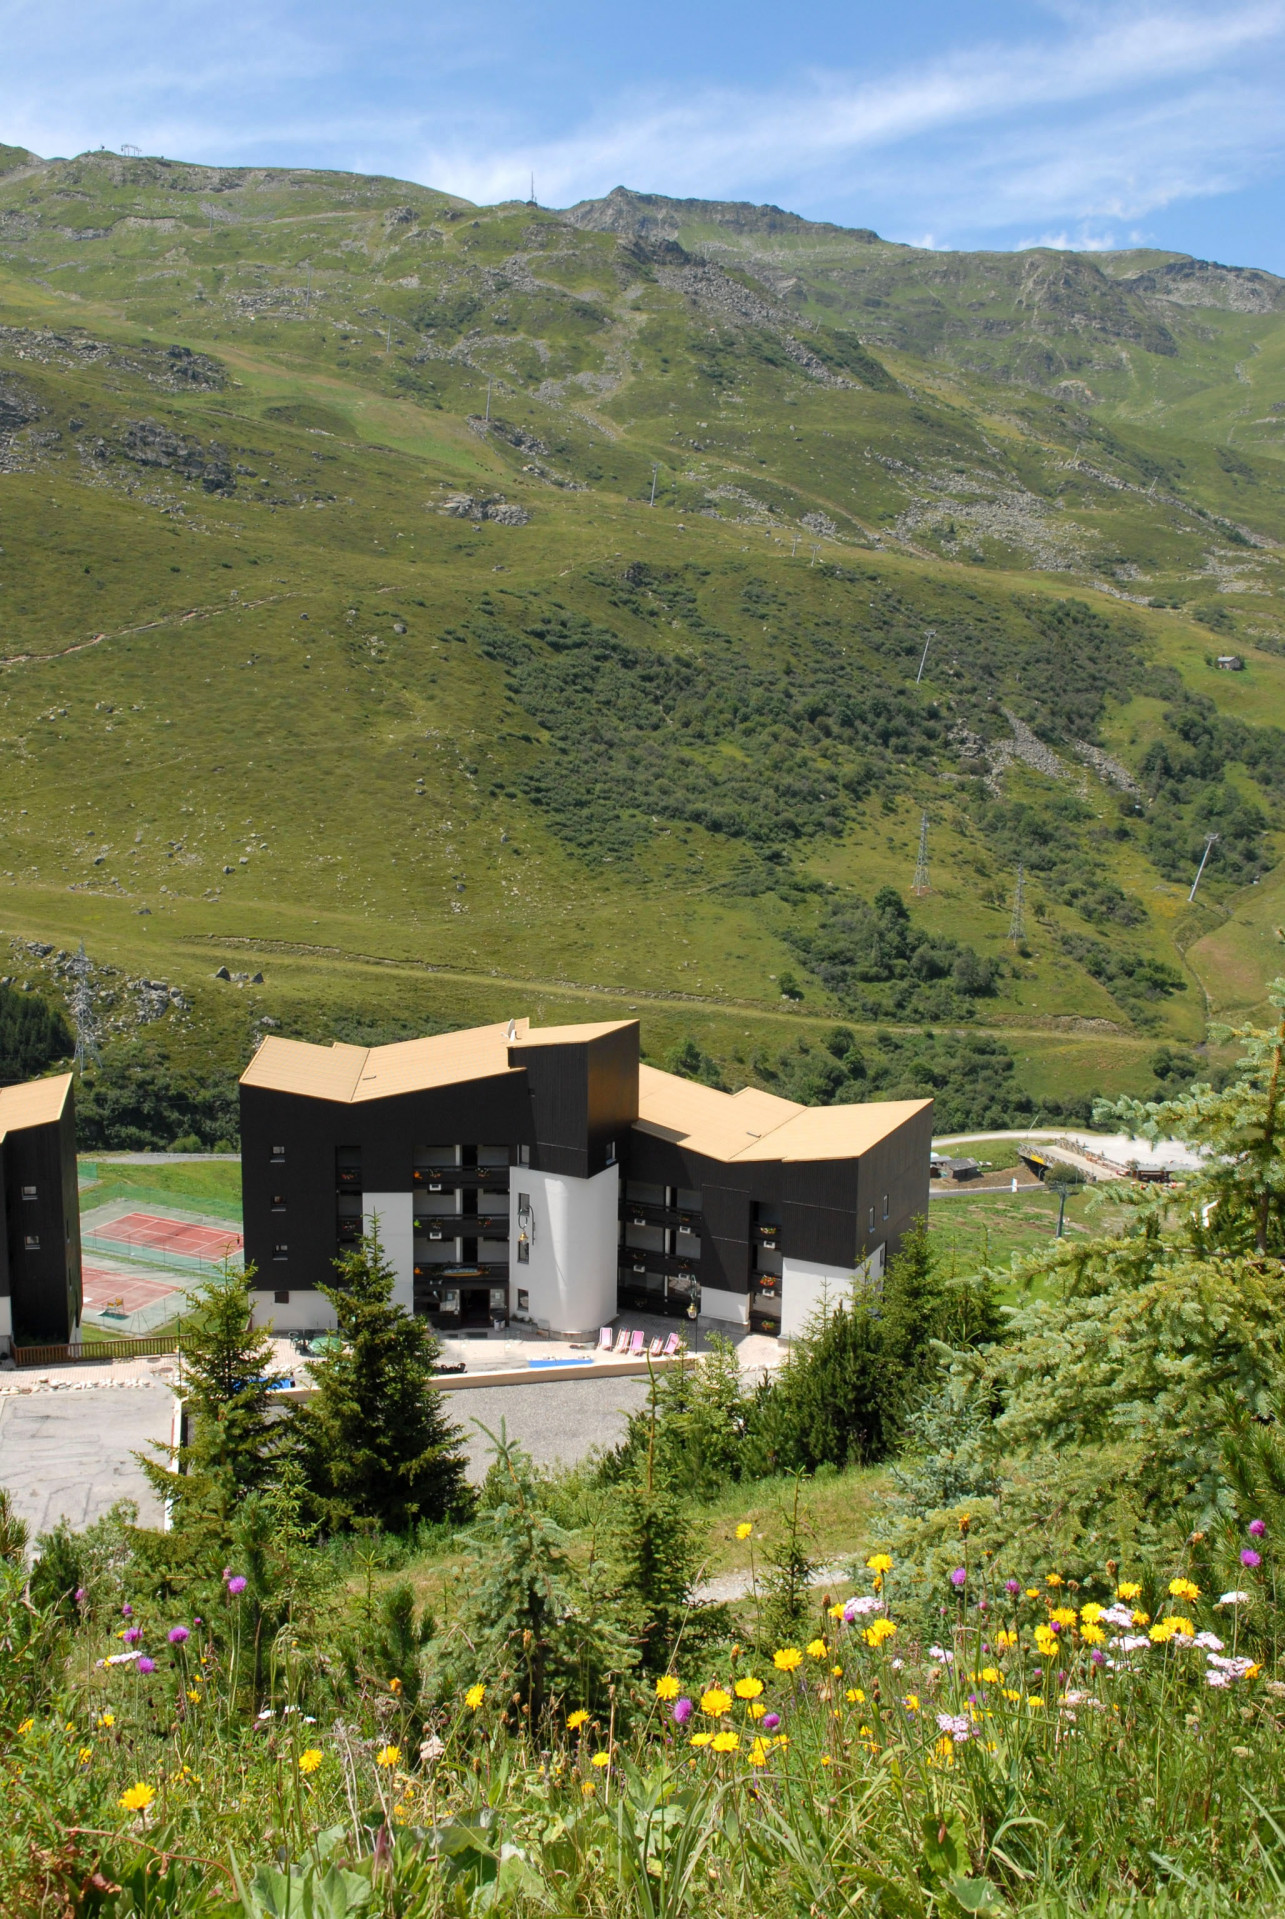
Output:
139 1259 280 1533
296 1227 470 1531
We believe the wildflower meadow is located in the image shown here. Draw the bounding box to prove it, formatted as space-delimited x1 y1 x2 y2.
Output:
9 991 1285 1914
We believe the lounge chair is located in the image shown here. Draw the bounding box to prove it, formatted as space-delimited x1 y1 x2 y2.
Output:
614 1326 632 1354
648 1336 665 1358
597 1326 614 1354
662 1332 681 1357
629 1329 645 1357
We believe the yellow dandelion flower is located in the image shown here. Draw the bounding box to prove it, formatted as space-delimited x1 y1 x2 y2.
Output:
1045 1573 1063 1588
1132 1610 1151 1627
1169 1577 1200 1601
734 1676 764 1700
298 1749 323 1774
465 1683 485 1711
805 1639 827 1659
99 1713 115 1729
389 1677 402 1695
831 1665 843 1678
186 1689 201 1704
1049 1608 1077 1628
655 1675 680 1700
590 1751 610 1768
711 1730 739 1753
749 1737 770 1766
1034 1626 1059 1657
867 1552 893 1574
567 1709 589 1731
1025 1589 1041 1600
995 1630 1018 1648
903 1694 920 1712
749 1701 767 1718
119 1783 155 1812
582 1780 596 1796
700 1687 733 1717
846 1687 865 1704
735 1522 753 1541
689 1732 713 1748
78 1746 93 1764
828 1601 845 1619
1080 1602 1105 1625
773 1648 803 1672
980 1667 1001 1684
1117 1582 1142 1601
17 1719 33 1735
393 1803 413 1825
376 1745 401 1768
1081 1624 1106 1646
864 1618 896 1647
1027 1697 1045 1710
1002 1689 1021 1703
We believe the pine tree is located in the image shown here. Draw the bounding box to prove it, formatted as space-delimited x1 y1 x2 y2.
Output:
138 1259 281 1539
610 1374 701 1673
295 1227 470 1531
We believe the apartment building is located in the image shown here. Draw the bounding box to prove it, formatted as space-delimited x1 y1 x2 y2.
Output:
0 1072 83 1352
239 1018 931 1340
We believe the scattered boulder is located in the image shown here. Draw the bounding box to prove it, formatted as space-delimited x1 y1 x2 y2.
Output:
213 965 231 980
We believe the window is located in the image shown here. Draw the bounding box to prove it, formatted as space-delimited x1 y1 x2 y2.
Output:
517 1240 530 1265
605 1139 617 1165
882 1193 889 1220
273 1243 288 1261
516 1144 530 1166
274 1289 290 1305
20 1184 36 1200
271 1195 286 1211
24 1234 39 1251
271 1145 286 1163
868 1206 875 1232
517 1288 529 1313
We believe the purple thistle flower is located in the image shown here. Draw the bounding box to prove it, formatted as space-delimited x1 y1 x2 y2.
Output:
1250 1519 1267 1538
950 1567 967 1587
226 1575 248 1596
168 1625 190 1644
672 1697 693 1726
123 1626 142 1646
74 1587 86 1604
1005 1578 1020 1595
762 1713 781 1732
193 1617 203 1628
121 1604 133 1618
137 1657 156 1674
1090 1649 1106 1666
1242 1548 1262 1569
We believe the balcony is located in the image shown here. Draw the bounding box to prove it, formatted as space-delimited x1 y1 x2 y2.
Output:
413 1167 510 1193
619 1199 704 1233
336 1168 362 1189
414 1211 510 1238
414 1259 509 1282
619 1251 701 1283
753 1220 782 1249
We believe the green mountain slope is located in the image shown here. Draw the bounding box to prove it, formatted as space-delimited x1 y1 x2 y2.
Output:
2 150 1285 1126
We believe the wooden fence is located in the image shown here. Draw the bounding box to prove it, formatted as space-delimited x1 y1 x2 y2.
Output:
10 1335 179 1368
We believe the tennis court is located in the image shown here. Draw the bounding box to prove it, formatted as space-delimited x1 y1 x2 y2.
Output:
81 1264 182 1316
91 1213 242 1261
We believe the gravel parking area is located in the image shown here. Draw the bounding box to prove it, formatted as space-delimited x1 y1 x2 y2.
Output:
0 1375 173 1535
451 1374 652 1482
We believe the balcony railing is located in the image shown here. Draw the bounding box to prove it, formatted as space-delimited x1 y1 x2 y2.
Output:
619 1252 701 1282
753 1221 782 1248
414 1260 510 1281
620 1200 704 1232
413 1167 511 1192
414 1212 510 1238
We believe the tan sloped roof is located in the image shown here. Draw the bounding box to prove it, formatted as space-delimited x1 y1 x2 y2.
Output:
635 1062 928 1163
241 1019 536 1103
0 1072 72 1134
509 1020 637 1048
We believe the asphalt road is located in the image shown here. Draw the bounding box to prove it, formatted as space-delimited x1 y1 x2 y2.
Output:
0 1385 172 1536
452 1375 652 1482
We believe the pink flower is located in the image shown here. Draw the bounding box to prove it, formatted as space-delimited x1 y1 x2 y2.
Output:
137 1657 156 1674
950 1567 967 1587
123 1627 142 1646
672 1698 692 1726
226 1576 247 1596
1004 1579 1020 1595
1241 1549 1262 1569
1249 1519 1267 1538
168 1626 190 1644
74 1587 86 1604
121 1604 133 1618
761 1712 781 1731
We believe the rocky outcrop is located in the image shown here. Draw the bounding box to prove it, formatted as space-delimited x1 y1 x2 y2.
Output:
439 494 530 525
118 420 235 493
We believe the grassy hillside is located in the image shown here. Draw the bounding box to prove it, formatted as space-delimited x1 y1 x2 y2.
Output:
2 151 1285 1129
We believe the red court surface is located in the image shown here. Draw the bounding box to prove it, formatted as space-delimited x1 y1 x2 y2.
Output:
81 1264 182 1313
93 1213 243 1261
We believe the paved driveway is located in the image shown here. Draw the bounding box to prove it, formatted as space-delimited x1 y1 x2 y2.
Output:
452 1375 652 1482
0 1385 172 1536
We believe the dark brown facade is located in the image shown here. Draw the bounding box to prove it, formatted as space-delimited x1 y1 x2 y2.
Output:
0 1075 82 1350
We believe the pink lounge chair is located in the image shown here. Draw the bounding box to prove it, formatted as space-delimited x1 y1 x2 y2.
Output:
663 1332 681 1357
629 1329 646 1358
614 1326 632 1354
597 1326 613 1353
648 1336 665 1358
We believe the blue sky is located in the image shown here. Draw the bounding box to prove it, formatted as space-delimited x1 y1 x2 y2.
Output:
5 0 1285 269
